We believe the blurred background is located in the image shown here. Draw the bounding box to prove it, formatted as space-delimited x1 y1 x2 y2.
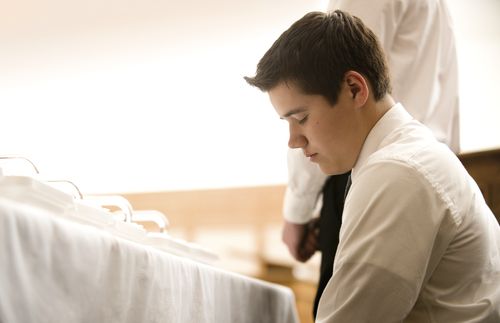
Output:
1 1 499 321
2 0 499 193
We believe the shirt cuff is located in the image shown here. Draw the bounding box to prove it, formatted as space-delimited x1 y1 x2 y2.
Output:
282 185 321 224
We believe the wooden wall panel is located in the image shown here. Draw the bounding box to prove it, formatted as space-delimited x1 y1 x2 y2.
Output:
123 185 287 227
459 148 500 222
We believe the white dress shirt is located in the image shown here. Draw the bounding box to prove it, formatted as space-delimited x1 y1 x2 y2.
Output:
316 104 500 322
283 0 460 224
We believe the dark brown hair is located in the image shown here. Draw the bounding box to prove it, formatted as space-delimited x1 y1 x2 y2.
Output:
244 10 391 104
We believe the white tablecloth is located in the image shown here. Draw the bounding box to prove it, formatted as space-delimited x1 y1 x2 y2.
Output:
0 197 299 323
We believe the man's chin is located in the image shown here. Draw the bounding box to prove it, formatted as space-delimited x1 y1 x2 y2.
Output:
318 163 335 175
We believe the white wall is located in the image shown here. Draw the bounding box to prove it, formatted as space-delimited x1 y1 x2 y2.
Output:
1 0 498 194
448 0 500 153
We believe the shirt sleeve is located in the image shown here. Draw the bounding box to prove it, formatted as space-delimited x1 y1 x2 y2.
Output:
283 148 328 224
316 161 457 322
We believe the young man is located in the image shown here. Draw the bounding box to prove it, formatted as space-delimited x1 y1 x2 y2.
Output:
245 10 500 322
283 0 462 317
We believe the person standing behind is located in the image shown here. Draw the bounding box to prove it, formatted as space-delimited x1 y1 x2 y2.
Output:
280 0 461 317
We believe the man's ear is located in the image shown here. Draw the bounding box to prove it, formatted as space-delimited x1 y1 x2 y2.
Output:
344 71 369 106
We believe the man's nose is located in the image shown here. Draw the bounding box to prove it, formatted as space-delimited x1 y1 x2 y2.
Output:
288 123 307 149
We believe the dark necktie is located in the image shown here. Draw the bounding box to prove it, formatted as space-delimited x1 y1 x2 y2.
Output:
312 171 352 317
343 174 352 201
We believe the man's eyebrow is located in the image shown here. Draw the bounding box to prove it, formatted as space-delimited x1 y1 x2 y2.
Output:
280 107 307 119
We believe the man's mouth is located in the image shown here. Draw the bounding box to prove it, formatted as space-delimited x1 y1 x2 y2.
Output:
305 152 318 161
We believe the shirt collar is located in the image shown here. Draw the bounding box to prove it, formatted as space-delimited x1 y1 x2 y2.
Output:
351 103 413 181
